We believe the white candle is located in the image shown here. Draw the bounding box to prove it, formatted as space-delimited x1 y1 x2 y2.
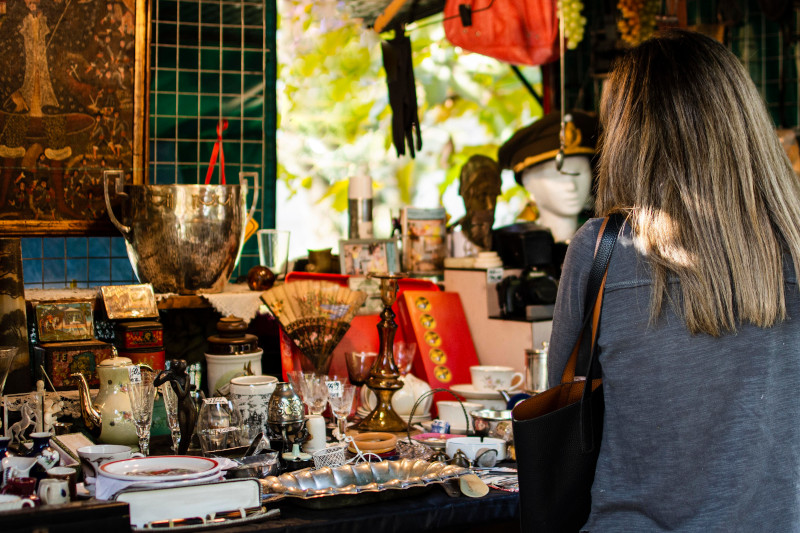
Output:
303 414 327 454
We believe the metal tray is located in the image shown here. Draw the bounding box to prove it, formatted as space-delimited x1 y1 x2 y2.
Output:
259 459 469 508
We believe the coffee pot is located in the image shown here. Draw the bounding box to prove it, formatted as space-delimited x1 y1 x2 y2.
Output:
72 352 140 446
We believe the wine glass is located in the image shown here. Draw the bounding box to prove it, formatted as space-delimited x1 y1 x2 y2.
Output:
345 351 377 411
0 346 18 396
327 384 356 442
159 383 180 454
301 374 329 416
393 342 417 376
127 368 156 456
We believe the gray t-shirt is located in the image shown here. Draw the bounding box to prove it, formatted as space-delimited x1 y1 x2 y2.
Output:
548 217 800 532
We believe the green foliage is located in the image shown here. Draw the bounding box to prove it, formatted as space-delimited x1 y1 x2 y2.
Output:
277 0 544 225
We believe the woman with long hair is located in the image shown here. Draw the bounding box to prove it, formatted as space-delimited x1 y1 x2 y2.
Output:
548 29 800 530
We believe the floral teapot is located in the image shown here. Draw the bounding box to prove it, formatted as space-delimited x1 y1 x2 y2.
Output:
71 352 140 446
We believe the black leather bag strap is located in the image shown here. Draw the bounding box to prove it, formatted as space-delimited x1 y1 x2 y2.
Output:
576 212 624 453
577 213 624 377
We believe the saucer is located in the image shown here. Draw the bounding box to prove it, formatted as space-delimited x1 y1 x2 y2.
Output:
450 383 521 400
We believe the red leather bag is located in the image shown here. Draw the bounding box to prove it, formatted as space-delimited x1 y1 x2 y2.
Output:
443 0 559 66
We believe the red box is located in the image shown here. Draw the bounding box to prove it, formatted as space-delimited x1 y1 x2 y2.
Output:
118 347 166 371
39 340 113 390
114 321 163 350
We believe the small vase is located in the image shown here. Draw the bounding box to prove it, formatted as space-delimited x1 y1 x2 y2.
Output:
0 436 12 460
26 432 60 480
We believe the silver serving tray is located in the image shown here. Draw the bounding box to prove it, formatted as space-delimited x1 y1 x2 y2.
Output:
260 459 469 500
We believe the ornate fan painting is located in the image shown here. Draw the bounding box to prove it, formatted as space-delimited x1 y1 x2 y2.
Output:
0 0 148 236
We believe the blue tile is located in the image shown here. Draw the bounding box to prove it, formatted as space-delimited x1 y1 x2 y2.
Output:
22 259 42 283
89 258 111 281
42 238 64 258
43 282 67 289
111 258 135 281
111 237 128 257
66 237 87 257
43 259 65 282
88 237 111 257
67 258 88 281
21 238 41 259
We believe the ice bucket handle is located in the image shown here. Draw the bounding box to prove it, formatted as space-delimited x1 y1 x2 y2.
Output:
103 170 131 236
239 171 260 225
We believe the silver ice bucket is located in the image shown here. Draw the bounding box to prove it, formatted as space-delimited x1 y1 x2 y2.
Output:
104 171 258 294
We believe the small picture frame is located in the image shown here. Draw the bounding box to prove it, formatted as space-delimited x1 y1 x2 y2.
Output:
339 239 400 276
101 284 159 320
35 302 95 343
401 207 448 275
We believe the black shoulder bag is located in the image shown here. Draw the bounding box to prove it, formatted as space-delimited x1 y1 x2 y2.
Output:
511 213 623 532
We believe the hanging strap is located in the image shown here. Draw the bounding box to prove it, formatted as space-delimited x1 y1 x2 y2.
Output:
561 213 624 384
204 119 228 185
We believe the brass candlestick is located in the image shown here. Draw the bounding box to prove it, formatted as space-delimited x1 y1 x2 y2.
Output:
358 272 407 432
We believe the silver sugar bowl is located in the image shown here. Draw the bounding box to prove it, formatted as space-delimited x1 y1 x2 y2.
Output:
267 382 306 452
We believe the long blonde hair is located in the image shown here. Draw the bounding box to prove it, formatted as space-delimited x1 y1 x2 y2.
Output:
597 29 800 336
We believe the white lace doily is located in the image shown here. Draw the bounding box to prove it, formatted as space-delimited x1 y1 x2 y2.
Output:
200 283 272 324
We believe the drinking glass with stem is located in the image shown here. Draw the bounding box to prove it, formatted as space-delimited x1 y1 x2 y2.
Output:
327 384 356 442
159 383 180 454
127 368 157 456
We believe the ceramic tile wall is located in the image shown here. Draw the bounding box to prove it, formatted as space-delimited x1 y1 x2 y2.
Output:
21 0 277 289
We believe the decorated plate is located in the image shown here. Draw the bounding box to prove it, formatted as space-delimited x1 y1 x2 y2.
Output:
99 456 221 482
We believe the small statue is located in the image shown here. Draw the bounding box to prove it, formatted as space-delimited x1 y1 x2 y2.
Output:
449 155 502 253
155 359 197 455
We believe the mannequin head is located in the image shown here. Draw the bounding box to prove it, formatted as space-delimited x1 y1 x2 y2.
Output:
459 155 502 249
498 110 599 242
521 155 593 242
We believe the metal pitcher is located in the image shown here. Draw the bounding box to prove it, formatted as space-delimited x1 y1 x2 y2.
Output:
103 171 258 294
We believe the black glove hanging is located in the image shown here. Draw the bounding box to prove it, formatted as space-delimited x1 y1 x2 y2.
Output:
382 32 422 158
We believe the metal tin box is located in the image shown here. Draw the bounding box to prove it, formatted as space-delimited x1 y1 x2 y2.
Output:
114 321 163 350
38 339 113 390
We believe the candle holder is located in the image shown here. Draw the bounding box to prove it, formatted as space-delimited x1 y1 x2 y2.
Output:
358 272 407 432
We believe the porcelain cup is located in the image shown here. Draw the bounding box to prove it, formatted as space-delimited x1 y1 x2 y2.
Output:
47 466 78 499
1 457 36 485
77 444 143 483
229 375 278 441
0 494 34 511
469 365 524 392
38 478 70 505
435 401 483 432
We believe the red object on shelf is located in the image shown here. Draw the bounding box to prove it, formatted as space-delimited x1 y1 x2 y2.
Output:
396 290 481 412
278 272 439 382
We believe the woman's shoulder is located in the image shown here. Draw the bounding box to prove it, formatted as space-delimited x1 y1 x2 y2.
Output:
568 217 606 251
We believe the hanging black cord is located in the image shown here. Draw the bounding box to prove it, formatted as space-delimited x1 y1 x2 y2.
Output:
405 0 496 31
510 65 544 108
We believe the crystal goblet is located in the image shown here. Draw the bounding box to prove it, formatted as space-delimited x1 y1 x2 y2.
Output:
127 369 156 456
327 384 356 442
159 383 180 454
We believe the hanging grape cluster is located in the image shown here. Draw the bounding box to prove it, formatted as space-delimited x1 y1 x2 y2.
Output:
617 0 660 47
557 0 587 50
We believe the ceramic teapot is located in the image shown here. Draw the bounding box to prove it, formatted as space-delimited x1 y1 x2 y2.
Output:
72 353 139 446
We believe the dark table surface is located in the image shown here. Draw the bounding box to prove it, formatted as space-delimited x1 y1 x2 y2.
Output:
231 486 520 533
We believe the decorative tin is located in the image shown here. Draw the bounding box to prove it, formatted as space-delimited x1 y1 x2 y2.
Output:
115 321 164 350
118 348 166 371
101 284 159 320
37 340 113 390
35 302 95 343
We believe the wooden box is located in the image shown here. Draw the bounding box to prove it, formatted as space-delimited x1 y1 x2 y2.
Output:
37 340 113 390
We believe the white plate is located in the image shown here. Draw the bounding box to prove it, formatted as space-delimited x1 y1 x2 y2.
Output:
99 456 221 482
124 473 225 490
450 383 520 400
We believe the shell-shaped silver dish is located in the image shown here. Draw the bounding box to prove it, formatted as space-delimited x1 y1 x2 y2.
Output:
259 459 469 499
